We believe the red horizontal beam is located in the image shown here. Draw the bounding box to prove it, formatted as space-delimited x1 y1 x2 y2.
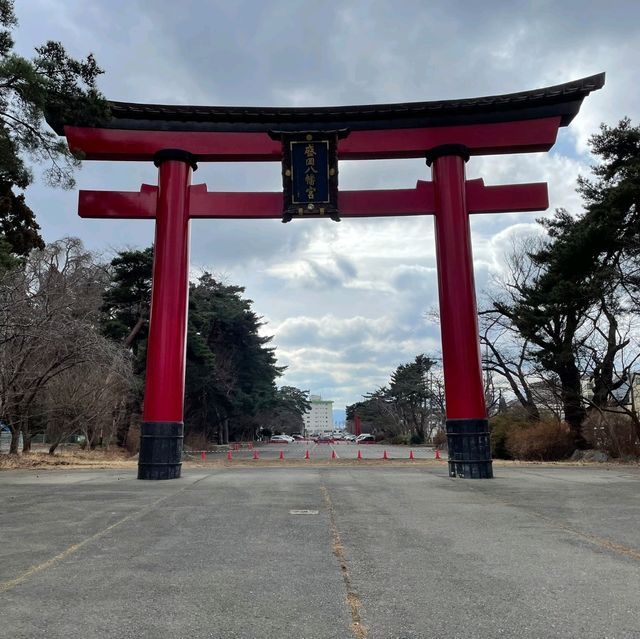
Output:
65 117 561 162
466 180 548 213
189 181 435 218
78 179 548 220
78 184 157 219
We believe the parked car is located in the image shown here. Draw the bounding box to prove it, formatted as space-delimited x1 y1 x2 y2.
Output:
343 434 356 442
355 434 376 444
292 434 305 441
315 435 335 444
270 435 292 444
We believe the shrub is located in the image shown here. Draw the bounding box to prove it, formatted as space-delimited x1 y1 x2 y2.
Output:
432 429 447 450
490 413 531 459
506 420 574 461
410 432 425 445
582 413 640 458
124 423 140 455
388 433 409 445
184 431 209 451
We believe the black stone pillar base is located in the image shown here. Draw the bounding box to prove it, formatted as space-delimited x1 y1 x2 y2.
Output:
138 421 183 480
446 418 493 479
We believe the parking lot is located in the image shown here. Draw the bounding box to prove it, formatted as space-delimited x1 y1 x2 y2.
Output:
1 463 639 638
197 440 438 462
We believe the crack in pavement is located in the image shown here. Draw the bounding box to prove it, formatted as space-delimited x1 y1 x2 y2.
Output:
321 483 368 639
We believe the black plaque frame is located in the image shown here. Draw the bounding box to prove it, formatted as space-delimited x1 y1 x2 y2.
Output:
274 131 342 222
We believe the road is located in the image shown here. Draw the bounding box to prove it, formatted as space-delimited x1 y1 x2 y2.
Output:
1 464 639 638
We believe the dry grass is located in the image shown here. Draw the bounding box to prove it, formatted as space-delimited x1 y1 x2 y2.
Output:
0 449 137 471
2 451 637 472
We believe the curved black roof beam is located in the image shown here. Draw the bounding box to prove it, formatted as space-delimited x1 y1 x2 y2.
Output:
47 73 605 135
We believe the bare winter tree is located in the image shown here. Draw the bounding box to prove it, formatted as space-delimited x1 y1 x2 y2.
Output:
479 235 554 420
0 238 134 453
42 340 134 454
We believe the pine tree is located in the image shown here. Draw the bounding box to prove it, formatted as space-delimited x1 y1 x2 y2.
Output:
493 119 640 448
0 0 107 257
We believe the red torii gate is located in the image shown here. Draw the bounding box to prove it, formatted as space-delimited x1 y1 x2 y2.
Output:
47 73 604 480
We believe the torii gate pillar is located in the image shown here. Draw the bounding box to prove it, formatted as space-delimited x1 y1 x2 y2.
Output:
138 151 195 480
429 146 491 478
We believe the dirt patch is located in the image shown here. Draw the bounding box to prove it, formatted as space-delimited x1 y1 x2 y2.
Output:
0 450 137 471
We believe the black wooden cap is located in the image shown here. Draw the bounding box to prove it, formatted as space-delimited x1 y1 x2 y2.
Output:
46 73 605 135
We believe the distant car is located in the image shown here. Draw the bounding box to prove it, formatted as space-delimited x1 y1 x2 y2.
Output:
292 434 305 441
343 434 356 442
315 435 335 444
270 435 292 444
356 434 376 444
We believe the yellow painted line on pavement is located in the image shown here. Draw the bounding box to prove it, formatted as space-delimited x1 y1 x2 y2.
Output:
0 475 209 593
464 483 640 563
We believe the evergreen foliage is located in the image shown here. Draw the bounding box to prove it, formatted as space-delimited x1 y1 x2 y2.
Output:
101 247 153 369
0 0 107 259
492 119 640 447
100 248 294 443
184 272 285 440
347 354 442 442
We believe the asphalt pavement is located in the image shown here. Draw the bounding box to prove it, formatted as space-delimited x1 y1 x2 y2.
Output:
1 463 639 638
194 440 437 461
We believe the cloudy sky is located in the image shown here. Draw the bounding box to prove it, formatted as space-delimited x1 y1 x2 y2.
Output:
13 0 640 422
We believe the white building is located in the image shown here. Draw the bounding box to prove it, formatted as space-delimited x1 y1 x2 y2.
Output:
303 395 334 435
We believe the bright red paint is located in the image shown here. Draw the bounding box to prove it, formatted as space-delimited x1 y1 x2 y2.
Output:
69 118 558 433
142 160 192 423
64 117 560 162
432 155 486 420
78 178 548 219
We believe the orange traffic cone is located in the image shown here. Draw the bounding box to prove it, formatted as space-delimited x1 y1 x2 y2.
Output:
357 449 362 460
201 451 206 461
409 450 414 460
227 450 233 461
383 450 389 460
305 449 310 460
434 449 441 460
331 449 337 459
253 450 259 460
279 450 285 460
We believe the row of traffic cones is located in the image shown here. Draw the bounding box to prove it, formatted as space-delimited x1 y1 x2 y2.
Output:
216 448 443 461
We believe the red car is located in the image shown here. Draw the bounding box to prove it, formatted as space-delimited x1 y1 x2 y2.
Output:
314 435 335 444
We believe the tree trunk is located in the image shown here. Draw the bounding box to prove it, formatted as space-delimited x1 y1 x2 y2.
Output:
9 426 20 454
116 403 134 448
49 441 60 455
558 365 588 449
523 400 541 422
223 418 229 445
20 417 32 453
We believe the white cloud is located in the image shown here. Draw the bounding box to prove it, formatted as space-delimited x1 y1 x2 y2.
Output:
12 0 640 411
